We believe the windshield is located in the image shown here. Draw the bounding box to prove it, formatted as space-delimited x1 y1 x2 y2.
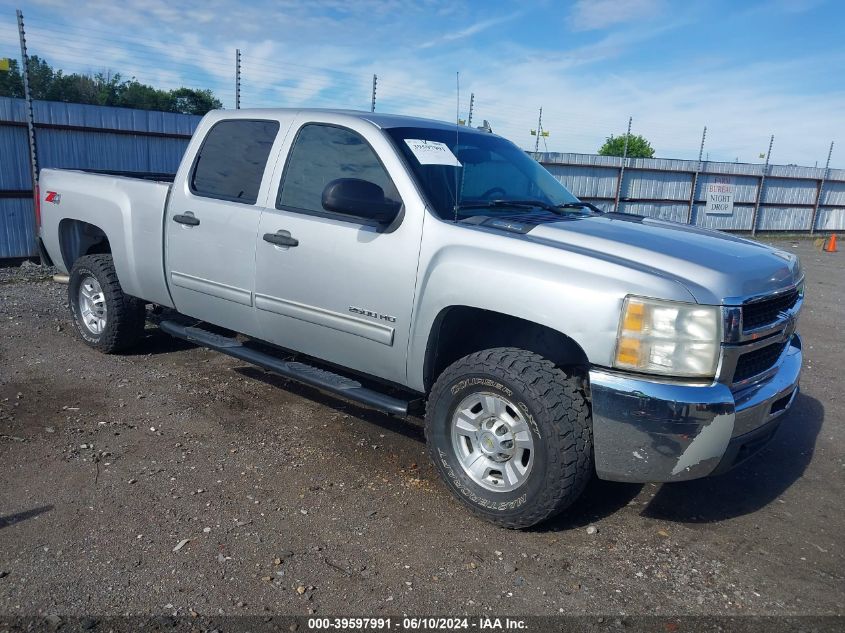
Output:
384 126 583 220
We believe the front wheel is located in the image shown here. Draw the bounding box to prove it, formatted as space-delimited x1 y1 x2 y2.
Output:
68 254 146 353
425 348 592 529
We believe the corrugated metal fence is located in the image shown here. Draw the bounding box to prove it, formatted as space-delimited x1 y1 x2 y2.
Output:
0 96 200 258
537 152 845 233
1 96 843 258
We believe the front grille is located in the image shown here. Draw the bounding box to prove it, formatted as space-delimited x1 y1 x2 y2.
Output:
733 340 787 383
742 288 799 331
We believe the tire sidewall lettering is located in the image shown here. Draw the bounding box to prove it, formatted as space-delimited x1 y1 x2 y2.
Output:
437 448 527 511
450 377 512 399
449 378 541 439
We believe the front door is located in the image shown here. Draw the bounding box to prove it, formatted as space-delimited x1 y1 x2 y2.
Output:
165 118 282 334
254 119 425 384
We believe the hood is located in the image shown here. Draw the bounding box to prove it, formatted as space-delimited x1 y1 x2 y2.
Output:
527 214 802 304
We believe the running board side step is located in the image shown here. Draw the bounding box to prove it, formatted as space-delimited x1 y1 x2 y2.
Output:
159 320 416 417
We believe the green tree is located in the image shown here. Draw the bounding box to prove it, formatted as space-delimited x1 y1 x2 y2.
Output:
0 55 222 115
598 133 655 158
170 88 223 115
93 71 125 107
119 79 174 111
0 58 24 97
22 55 56 98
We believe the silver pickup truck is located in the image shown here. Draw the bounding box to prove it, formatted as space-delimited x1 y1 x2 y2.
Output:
37 109 803 528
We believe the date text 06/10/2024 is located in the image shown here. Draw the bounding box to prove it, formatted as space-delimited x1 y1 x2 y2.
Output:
307 617 528 630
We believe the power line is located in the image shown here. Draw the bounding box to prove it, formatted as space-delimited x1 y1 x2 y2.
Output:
238 53 372 80
15 34 214 72
8 21 736 157
25 61 235 95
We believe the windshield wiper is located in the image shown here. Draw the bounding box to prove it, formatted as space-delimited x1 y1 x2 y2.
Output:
557 201 604 214
457 199 603 215
457 199 564 213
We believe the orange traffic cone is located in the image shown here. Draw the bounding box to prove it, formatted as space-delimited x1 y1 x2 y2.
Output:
823 234 838 253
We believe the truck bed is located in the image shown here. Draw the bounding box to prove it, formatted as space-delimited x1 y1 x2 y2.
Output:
39 168 175 308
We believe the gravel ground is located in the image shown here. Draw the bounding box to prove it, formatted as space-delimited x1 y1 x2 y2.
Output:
0 260 57 285
0 240 842 619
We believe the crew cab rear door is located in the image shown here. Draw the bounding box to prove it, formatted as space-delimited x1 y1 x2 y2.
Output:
165 117 286 335
253 117 425 384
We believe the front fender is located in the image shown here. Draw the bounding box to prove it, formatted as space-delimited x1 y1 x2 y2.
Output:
406 219 695 392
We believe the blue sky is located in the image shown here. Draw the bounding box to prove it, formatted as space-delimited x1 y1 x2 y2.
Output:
1 0 843 166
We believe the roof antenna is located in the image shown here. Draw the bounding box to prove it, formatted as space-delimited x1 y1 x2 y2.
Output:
453 71 460 223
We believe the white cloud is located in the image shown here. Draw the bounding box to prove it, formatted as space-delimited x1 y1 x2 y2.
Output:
569 0 665 31
419 12 523 49
2 0 841 167
460 52 845 166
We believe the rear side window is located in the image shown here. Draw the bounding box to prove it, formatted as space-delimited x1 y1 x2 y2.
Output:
278 123 400 218
191 119 280 204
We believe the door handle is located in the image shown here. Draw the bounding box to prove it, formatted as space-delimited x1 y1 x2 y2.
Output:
263 232 299 247
173 213 200 226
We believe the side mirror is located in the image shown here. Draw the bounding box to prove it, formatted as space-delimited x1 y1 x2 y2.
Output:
321 178 401 224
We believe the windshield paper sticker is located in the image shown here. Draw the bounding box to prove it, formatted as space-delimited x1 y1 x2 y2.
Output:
404 139 462 166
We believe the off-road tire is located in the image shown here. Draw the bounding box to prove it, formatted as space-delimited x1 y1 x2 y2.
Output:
68 254 146 353
426 347 592 529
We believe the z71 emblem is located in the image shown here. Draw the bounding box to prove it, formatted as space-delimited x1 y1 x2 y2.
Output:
45 191 61 204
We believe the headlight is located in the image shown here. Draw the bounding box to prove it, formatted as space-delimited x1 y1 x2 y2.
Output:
614 296 721 378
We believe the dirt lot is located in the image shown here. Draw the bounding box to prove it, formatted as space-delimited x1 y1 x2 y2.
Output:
0 240 842 619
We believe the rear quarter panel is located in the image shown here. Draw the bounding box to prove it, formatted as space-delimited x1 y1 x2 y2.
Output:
39 169 174 307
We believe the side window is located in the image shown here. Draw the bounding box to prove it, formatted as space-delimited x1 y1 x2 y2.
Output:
191 119 280 204
278 124 401 219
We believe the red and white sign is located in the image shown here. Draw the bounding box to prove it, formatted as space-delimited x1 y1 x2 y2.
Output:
705 176 734 215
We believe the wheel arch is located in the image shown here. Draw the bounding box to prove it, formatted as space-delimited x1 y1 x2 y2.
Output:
58 218 112 272
422 306 590 393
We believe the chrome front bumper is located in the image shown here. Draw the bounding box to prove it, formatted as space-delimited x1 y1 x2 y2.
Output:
589 334 802 483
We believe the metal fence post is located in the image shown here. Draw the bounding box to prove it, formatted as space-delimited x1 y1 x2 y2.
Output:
235 49 241 109
751 135 774 236
613 117 632 213
687 125 706 224
467 93 474 127
16 9 38 209
533 107 543 154
810 141 834 235
370 74 377 112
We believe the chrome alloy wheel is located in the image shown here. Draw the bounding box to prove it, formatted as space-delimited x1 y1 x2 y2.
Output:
78 276 107 335
450 392 535 492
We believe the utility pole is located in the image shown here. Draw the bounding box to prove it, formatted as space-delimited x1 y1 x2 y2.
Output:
16 9 39 230
810 141 834 235
687 125 707 224
371 74 377 112
613 116 633 213
751 135 774 236
235 49 241 109
467 93 475 127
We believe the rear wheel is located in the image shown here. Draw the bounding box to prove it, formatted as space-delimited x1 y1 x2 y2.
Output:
68 254 146 353
426 347 592 529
